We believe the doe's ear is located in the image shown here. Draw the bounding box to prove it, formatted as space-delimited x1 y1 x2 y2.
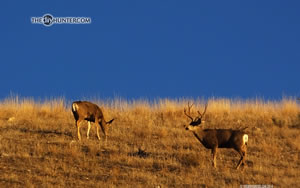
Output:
107 119 115 124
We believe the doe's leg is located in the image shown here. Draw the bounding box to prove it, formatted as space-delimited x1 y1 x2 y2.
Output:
96 125 101 140
76 120 83 141
87 121 92 139
95 118 101 140
102 124 108 144
104 133 108 145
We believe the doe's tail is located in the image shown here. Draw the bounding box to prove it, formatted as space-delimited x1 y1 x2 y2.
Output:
72 103 78 112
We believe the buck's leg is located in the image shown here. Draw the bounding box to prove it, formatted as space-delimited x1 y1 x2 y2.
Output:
87 121 92 139
76 120 82 141
212 147 217 168
243 146 247 166
241 145 247 167
236 154 244 169
236 146 246 170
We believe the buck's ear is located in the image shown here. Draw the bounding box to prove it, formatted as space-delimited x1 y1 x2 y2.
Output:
107 119 115 124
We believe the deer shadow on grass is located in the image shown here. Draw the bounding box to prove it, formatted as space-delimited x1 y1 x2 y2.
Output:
19 127 73 138
128 148 151 158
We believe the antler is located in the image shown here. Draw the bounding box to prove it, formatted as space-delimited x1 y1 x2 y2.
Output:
197 103 208 119
184 102 194 121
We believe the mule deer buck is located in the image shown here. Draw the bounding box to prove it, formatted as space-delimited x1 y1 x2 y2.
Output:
72 101 114 141
183 103 248 169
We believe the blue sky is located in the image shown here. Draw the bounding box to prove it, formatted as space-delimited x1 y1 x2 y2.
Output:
0 1 299 100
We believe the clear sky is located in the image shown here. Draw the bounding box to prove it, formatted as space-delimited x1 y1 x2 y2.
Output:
0 1 299 100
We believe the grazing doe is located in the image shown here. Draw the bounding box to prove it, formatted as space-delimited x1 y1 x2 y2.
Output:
184 103 248 169
71 101 114 141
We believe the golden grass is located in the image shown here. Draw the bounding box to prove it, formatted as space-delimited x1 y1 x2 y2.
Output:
0 97 299 187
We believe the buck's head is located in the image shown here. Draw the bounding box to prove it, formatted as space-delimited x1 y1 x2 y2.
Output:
184 102 208 131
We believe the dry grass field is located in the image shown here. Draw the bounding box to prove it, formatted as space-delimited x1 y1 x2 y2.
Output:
0 96 299 187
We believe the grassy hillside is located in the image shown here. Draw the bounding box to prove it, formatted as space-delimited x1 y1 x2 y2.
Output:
0 97 299 187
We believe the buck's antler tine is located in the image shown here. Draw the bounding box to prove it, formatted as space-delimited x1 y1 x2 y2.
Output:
197 103 208 118
184 102 194 121
202 103 208 116
188 102 193 113
184 108 194 121
197 110 202 118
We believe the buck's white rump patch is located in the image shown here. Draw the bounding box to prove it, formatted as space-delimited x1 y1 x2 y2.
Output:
243 134 248 145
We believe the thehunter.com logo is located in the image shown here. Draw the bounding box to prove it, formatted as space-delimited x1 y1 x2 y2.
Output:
31 14 91 27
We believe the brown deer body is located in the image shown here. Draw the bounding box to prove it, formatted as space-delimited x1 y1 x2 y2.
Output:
184 103 248 169
72 101 114 141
